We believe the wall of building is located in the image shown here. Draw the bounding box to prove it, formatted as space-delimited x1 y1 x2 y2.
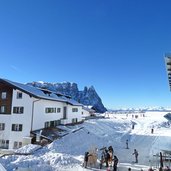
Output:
9 89 33 149
0 82 13 114
82 109 90 117
32 99 66 130
67 105 83 123
0 87 83 149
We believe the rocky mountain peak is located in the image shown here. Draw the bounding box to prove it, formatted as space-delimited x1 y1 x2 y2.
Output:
27 81 107 113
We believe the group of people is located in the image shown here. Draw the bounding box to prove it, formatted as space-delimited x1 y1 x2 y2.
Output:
84 146 119 171
83 144 139 170
99 146 118 171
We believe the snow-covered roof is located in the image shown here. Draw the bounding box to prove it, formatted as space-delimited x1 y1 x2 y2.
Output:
0 78 82 106
82 106 95 112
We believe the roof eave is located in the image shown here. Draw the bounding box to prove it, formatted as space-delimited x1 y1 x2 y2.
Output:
0 78 67 103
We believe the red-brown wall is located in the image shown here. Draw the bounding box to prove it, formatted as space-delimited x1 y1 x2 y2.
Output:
0 82 13 114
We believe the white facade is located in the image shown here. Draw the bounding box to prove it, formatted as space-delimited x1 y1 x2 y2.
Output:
82 106 96 118
82 108 91 117
0 80 83 149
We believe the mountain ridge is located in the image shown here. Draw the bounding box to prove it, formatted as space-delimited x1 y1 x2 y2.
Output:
27 81 107 113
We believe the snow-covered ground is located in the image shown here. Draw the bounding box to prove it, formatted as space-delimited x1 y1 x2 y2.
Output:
1 111 171 171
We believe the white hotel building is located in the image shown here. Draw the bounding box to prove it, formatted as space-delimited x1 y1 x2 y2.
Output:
0 78 83 149
165 55 171 90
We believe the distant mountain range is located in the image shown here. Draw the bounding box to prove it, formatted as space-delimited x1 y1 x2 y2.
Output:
108 106 171 112
27 81 107 113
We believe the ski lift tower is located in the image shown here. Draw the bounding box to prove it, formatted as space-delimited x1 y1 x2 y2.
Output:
165 54 171 91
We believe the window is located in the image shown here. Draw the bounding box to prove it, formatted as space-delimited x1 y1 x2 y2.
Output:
45 107 56 113
72 108 78 112
57 108 61 113
5 140 9 149
19 142 22 148
0 106 5 113
0 123 5 130
45 121 50 128
17 92 22 99
13 141 22 149
54 120 61 126
72 118 78 123
13 141 17 149
1 92 7 99
12 124 22 131
45 120 60 128
50 121 55 127
0 139 9 149
13 107 24 114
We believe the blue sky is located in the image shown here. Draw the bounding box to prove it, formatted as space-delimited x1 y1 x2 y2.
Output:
0 0 171 109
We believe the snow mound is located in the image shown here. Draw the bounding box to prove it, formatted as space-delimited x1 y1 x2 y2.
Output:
15 144 42 153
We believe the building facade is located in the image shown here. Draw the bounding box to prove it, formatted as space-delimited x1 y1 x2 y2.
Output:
165 55 171 90
0 78 83 149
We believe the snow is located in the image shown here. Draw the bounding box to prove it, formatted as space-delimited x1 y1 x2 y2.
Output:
1 111 171 171
14 144 42 154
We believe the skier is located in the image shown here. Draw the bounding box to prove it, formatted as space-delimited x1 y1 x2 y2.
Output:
132 149 138 163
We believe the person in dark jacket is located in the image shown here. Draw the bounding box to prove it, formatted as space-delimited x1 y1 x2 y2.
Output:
132 123 135 129
151 128 154 134
104 149 110 167
108 146 114 164
132 149 138 163
108 146 114 155
126 139 129 149
113 155 119 171
84 152 90 168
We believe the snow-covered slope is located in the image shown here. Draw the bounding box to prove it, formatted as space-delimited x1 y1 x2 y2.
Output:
0 111 171 171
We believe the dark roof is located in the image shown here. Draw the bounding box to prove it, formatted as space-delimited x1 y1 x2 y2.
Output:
0 78 82 106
